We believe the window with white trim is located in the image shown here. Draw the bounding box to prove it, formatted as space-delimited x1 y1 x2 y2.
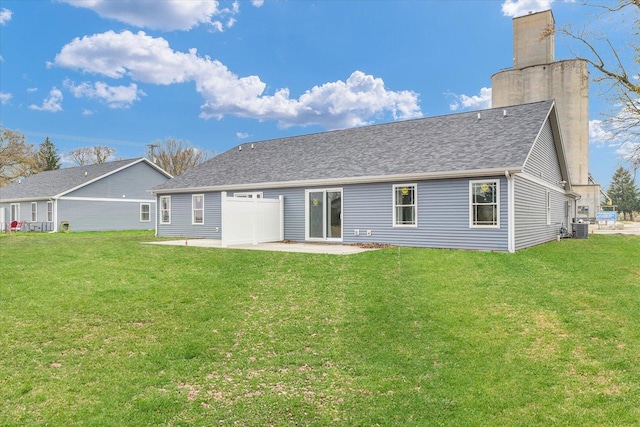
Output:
47 201 53 222
393 184 417 227
31 202 37 222
192 194 204 224
160 196 171 224
140 203 151 222
546 190 551 225
470 180 500 228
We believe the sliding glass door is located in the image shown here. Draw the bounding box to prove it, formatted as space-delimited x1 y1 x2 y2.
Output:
306 189 342 241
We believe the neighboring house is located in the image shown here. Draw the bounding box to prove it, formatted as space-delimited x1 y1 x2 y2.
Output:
151 100 578 252
0 158 172 232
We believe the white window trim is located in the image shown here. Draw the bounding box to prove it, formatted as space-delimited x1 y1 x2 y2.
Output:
192 194 204 225
304 188 343 242
31 202 37 222
140 203 151 222
160 196 171 225
10 203 20 223
469 179 500 229
392 183 418 228
47 201 54 222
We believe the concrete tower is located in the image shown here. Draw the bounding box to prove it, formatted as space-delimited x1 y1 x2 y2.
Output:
492 10 600 219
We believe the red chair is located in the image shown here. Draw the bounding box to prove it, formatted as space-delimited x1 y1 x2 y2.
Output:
10 220 23 232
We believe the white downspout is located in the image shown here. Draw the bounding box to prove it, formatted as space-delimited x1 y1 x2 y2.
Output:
53 198 58 232
505 171 515 253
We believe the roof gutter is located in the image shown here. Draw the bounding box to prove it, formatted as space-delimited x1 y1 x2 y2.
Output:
150 167 524 195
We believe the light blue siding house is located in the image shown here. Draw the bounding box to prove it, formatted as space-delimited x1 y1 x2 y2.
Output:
0 158 171 232
152 101 578 252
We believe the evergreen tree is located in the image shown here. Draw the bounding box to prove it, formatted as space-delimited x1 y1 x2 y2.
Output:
608 167 640 220
36 137 61 171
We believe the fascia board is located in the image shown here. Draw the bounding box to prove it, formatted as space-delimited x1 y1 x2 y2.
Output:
151 167 524 195
0 196 54 203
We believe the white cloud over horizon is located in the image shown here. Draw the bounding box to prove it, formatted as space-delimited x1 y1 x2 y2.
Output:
51 30 422 129
29 88 64 112
58 0 245 32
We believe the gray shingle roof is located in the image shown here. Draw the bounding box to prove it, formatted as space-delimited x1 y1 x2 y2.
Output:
0 158 150 201
154 100 555 192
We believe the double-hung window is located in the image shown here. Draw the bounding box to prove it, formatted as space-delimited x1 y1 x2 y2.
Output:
140 203 150 222
393 184 417 227
31 202 37 222
470 180 499 228
47 201 53 222
160 196 171 224
192 194 204 224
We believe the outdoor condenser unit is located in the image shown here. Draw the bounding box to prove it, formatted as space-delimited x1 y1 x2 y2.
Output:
572 222 589 239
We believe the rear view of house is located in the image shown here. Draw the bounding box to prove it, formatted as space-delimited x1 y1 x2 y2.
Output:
0 158 171 232
152 101 578 252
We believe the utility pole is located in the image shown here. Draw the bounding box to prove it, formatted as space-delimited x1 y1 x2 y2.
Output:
146 143 159 163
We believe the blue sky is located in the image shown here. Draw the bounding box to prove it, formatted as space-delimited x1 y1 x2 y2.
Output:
0 0 636 187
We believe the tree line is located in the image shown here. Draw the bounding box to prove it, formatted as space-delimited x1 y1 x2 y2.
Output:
0 125 211 186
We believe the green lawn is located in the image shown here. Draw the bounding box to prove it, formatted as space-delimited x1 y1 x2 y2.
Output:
1 231 639 426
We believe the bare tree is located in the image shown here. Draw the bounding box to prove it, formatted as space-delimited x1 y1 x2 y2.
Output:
68 147 94 166
93 145 115 164
146 138 212 176
543 1 640 163
68 145 116 165
0 125 37 187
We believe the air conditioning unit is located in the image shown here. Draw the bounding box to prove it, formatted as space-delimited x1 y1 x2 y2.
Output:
572 223 589 239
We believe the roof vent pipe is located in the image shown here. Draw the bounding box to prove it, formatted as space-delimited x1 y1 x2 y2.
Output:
238 145 242 151
251 144 254 149
477 113 481 120
503 109 507 117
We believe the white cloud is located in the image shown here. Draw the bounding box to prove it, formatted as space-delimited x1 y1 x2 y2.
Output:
0 8 12 25
29 88 63 112
82 109 95 116
252 0 264 7
64 79 145 108
448 87 492 111
52 30 422 129
590 105 640 162
58 0 237 31
501 0 555 18
589 119 614 144
0 92 12 104
236 132 249 139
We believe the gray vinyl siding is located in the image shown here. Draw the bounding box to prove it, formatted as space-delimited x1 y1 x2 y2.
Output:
523 120 563 186
156 192 222 238
157 178 509 251
514 175 568 250
242 178 508 251
262 188 305 240
342 178 508 251
0 200 54 231
57 199 156 232
68 162 168 199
